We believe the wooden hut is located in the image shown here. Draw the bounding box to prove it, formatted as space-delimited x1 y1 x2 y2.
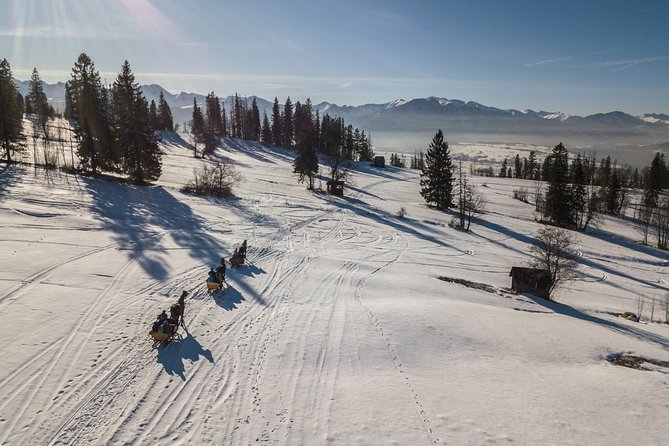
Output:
509 267 552 299
326 180 344 196
372 156 385 167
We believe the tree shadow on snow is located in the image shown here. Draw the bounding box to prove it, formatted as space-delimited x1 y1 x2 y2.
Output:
226 264 266 305
221 138 295 165
213 283 246 311
524 293 669 352
156 331 214 381
0 164 24 200
82 179 223 281
317 193 468 254
585 227 669 267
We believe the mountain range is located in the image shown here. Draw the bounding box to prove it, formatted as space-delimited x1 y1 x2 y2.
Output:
15 79 669 154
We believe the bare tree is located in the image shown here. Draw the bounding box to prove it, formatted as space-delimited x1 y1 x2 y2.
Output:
463 183 486 231
181 159 240 197
529 226 578 299
635 201 655 245
654 196 669 250
328 146 352 184
637 295 645 321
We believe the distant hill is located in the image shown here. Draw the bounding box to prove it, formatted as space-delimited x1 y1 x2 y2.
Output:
13 79 669 155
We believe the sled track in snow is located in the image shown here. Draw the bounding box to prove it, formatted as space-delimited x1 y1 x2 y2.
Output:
49 203 351 445
0 229 175 445
47 266 211 445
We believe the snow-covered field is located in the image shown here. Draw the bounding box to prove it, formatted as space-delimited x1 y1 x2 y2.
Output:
1 136 668 445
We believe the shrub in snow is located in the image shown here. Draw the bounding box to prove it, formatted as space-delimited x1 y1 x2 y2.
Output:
513 187 529 203
396 207 407 218
620 312 639 322
181 160 240 197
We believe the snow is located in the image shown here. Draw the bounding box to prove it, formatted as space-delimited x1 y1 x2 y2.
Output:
1 136 668 445
541 112 571 121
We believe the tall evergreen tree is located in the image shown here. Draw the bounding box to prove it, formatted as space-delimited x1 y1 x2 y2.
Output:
271 97 282 145
26 67 50 127
420 129 454 209
261 112 272 144
544 142 574 227
191 98 206 157
644 152 667 208
282 96 294 148
158 91 174 131
499 158 508 178
148 99 160 130
514 154 522 178
0 59 25 163
571 153 587 229
203 92 222 154
232 93 244 139
249 97 261 141
68 53 115 175
112 60 162 183
605 171 622 214
293 131 318 189
220 102 228 137
205 92 223 137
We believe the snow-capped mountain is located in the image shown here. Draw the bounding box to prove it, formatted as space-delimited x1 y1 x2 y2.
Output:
13 79 669 150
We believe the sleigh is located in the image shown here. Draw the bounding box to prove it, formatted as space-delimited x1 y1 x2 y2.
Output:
207 280 223 291
149 322 179 345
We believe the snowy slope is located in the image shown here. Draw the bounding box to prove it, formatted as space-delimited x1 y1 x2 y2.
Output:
0 137 668 445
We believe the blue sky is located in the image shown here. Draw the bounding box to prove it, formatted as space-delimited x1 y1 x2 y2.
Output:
1 0 667 115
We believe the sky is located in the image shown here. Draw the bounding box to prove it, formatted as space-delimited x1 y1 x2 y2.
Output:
0 0 667 115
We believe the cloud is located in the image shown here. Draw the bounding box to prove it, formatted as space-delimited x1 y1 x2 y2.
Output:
594 55 669 68
524 57 574 67
339 82 353 89
0 25 122 40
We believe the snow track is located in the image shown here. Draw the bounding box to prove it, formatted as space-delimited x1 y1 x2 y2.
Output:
4 142 669 445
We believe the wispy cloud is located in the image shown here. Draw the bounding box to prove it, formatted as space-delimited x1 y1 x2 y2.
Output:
524 56 574 67
339 82 353 89
0 25 123 40
594 55 669 68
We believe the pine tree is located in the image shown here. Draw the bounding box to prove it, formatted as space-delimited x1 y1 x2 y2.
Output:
571 153 587 229
26 67 49 129
232 93 243 139
0 59 25 163
149 99 160 130
191 98 205 157
499 158 508 177
644 152 667 208
293 130 318 189
112 60 161 183
261 112 272 144
158 91 174 131
526 150 537 179
544 142 574 227
420 129 454 210
249 97 261 141
271 97 282 145
220 102 228 137
598 156 612 187
203 92 221 154
282 97 294 148
68 53 115 175
606 171 621 214
514 154 522 178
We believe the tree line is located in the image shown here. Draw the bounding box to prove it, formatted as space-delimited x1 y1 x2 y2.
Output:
189 93 375 189
0 55 173 184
